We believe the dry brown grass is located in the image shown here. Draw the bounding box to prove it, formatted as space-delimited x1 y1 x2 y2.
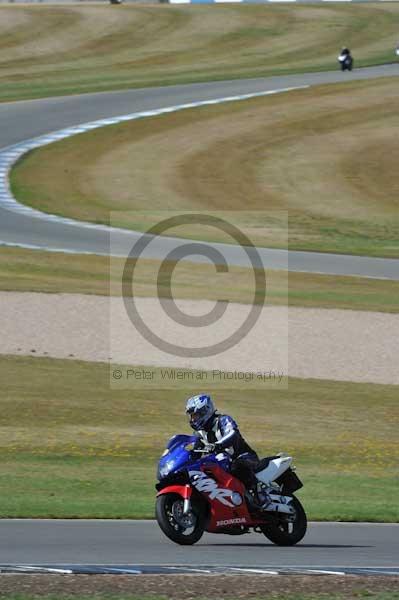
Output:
1 3 399 101
11 78 399 256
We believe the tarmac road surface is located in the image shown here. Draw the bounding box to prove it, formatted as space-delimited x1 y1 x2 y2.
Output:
1 65 399 279
1 520 398 571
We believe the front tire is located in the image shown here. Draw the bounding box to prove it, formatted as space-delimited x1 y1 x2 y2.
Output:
156 493 205 545
261 496 307 546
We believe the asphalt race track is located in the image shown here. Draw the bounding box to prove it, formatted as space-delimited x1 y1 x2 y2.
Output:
1 69 399 577
0 520 398 575
1 65 399 279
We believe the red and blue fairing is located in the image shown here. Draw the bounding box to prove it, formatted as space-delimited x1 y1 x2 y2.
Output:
156 434 254 532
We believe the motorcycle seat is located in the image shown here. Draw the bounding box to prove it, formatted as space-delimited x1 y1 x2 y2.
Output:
254 455 280 473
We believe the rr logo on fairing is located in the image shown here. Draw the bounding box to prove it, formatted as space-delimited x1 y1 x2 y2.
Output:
188 470 235 507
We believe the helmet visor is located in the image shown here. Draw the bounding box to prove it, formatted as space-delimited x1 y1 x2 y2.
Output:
187 405 208 428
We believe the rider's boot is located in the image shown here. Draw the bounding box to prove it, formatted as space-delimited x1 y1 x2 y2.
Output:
246 486 272 511
256 487 273 510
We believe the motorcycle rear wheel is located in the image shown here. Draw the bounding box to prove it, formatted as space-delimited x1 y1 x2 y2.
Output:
261 496 307 546
156 493 205 545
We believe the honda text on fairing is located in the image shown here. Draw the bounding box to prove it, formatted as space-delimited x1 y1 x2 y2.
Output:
155 435 307 546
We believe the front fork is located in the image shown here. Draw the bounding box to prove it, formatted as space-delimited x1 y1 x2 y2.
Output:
183 497 192 515
157 484 193 514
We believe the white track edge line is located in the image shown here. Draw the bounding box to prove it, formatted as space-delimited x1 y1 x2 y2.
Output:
0 86 308 242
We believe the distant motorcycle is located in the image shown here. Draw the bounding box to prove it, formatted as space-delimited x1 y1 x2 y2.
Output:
155 434 307 546
338 49 353 71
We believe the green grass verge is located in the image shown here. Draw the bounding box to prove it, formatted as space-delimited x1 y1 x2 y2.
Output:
1 355 398 521
1 247 399 312
1 4 399 103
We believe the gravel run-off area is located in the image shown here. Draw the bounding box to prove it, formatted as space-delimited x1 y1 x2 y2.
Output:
1 292 398 385
1 574 399 599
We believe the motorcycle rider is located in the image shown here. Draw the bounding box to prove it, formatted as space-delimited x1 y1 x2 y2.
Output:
185 393 271 510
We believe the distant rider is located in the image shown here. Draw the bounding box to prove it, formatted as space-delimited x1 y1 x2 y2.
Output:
185 393 270 510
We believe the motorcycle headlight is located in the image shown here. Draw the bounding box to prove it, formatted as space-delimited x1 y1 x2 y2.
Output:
161 448 169 457
158 466 168 479
158 459 174 480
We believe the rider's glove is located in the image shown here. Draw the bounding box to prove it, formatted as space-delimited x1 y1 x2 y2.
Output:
203 443 216 453
193 438 204 450
204 442 223 453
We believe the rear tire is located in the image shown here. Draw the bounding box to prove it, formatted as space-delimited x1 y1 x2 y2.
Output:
156 493 205 545
261 496 307 546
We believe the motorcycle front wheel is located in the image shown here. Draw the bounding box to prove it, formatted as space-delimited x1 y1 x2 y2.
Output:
261 496 307 546
156 493 205 545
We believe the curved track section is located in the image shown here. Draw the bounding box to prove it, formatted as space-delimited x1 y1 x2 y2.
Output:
0 520 398 572
1 65 399 278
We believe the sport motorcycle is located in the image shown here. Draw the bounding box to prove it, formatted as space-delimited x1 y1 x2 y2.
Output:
155 434 307 546
338 52 353 71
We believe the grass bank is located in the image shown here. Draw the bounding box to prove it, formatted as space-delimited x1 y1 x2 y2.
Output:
11 78 399 258
1 355 398 520
1 247 399 313
1 4 399 102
